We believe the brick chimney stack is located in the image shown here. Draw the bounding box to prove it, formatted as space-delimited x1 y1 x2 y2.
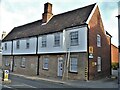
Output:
1 31 6 40
42 2 53 23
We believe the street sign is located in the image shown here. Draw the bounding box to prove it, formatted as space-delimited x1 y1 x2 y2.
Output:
89 46 93 54
89 54 93 59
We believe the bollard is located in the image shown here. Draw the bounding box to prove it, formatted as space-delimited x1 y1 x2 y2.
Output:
3 70 11 84
85 67 88 81
4 70 9 81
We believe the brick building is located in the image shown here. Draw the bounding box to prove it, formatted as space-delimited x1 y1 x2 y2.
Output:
111 44 119 63
2 3 111 80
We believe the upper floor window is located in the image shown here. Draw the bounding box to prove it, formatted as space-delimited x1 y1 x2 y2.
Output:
54 33 60 47
43 57 49 70
97 34 101 47
4 43 7 50
97 57 102 72
26 39 30 49
16 40 20 49
70 31 79 46
42 36 47 47
70 57 78 72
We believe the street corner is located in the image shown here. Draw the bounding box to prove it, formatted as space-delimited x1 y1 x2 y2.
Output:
2 79 11 84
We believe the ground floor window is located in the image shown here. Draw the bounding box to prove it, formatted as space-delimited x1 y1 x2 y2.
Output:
97 57 102 72
43 57 49 70
21 57 26 68
5 59 9 66
70 57 78 72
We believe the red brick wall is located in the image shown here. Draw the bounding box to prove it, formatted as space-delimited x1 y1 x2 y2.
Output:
88 6 111 80
111 44 119 63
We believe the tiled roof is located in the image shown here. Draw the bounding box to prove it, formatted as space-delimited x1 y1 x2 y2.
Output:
3 3 96 41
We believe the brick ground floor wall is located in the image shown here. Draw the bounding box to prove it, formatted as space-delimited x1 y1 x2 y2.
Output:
3 52 110 80
3 53 88 80
39 53 88 80
2 55 38 76
13 56 38 76
2 56 13 70
89 55 111 80
39 54 64 78
68 53 88 80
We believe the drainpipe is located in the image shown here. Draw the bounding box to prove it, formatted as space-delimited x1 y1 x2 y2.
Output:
86 24 89 81
36 36 39 75
11 40 14 72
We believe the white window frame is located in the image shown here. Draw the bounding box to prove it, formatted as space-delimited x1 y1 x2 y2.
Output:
70 31 79 46
97 57 102 72
4 43 7 50
5 59 9 66
26 39 30 49
16 40 20 49
54 33 60 47
21 57 26 68
42 36 47 47
97 34 101 47
70 57 78 72
43 57 49 70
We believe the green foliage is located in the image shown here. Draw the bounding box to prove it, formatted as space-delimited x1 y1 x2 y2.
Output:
112 63 119 70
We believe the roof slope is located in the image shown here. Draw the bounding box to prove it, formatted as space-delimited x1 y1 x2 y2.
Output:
3 3 96 41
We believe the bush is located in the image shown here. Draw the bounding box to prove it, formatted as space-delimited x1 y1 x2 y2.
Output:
112 63 119 70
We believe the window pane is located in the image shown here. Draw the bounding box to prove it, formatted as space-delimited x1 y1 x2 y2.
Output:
5 43 7 50
16 40 20 49
97 57 101 72
97 34 101 47
26 39 30 49
70 31 79 46
70 57 78 72
43 58 49 69
42 36 47 47
5 59 9 66
54 33 60 46
21 57 25 68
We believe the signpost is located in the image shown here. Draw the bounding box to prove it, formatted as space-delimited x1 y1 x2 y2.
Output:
116 1 120 85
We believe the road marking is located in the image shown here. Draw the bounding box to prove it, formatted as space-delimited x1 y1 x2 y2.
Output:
10 84 26 86
10 83 37 88
3 85 12 88
22 83 37 88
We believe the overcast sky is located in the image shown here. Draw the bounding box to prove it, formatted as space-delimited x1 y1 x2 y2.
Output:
0 0 119 46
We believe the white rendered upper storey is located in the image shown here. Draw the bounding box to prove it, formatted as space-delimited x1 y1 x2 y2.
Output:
2 26 87 55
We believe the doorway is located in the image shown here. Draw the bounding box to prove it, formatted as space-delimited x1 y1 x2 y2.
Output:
57 57 63 76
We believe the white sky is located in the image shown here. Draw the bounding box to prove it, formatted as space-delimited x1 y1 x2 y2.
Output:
0 0 119 46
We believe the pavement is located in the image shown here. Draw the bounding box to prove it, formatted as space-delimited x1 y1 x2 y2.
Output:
9 72 118 88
